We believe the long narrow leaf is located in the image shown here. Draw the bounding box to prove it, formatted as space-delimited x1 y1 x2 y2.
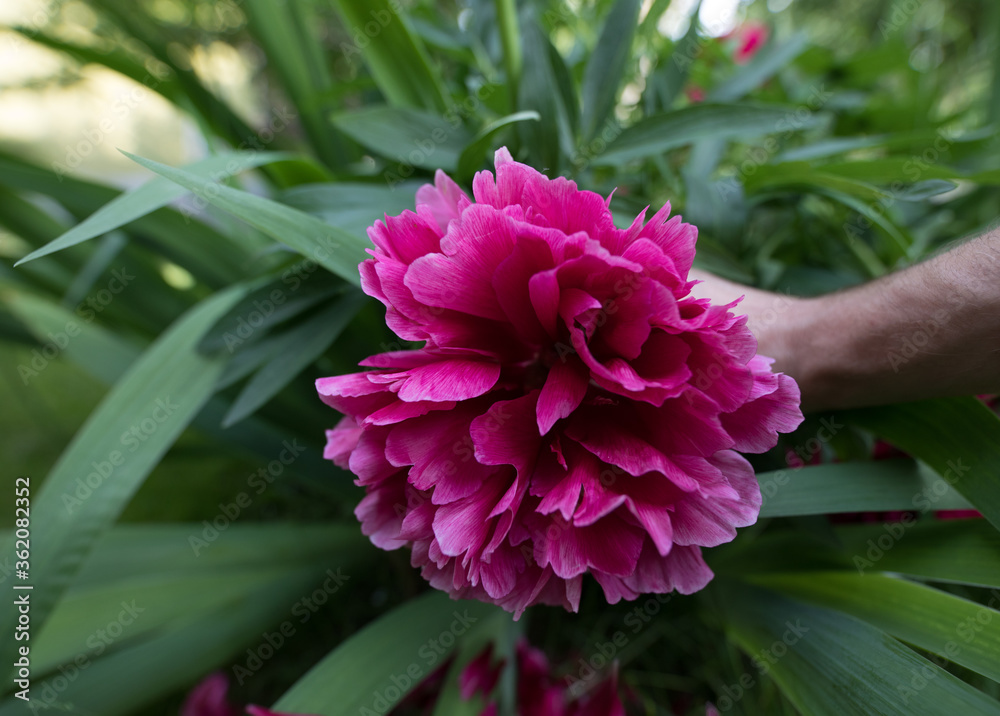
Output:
720 582 1000 715
595 104 824 166
0 285 249 678
223 291 368 426
15 151 295 266
757 460 971 518
844 398 1000 531
754 572 1000 683
122 152 368 285
330 0 448 112
580 0 641 141
272 592 503 714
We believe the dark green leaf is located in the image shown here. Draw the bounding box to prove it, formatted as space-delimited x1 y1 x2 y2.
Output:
595 104 824 166
580 0 641 141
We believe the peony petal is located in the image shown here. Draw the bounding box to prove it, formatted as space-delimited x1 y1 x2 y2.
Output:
536 357 589 435
392 359 501 402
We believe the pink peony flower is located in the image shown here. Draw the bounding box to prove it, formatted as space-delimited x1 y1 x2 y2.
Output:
317 148 803 615
685 85 706 104
459 640 625 716
182 673 240 716
180 672 316 716
730 21 769 64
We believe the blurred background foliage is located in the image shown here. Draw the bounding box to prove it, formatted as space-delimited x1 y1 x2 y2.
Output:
1 0 1000 714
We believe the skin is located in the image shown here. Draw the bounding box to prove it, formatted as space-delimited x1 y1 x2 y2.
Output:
689 230 1000 413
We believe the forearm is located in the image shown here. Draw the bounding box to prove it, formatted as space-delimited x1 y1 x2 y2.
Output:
788 233 1000 412
691 231 1000 412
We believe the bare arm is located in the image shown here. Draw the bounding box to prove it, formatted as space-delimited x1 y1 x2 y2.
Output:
690 230 1000 413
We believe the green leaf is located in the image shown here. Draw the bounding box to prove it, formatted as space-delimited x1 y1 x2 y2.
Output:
122 152 369 285
895 179 959 201
753 572 1000 683
820 158 966 184
280 181 423 240
61 231 128 308
332 106 473 171
242 0 347 168
595 104 824 166
15 151 296 266
330 0 448 112
495 0 523 101
272 592 504 713
3 289 137 385
644 8 700 113
834 520 1000 588
719 581 1000 715
71 522 370 589
517 15 573 173
0 571 325 715
32 566 296 678
843 397 1000 532
757 460 972 519
580 0 641 141
223 290 368 426
198 270 345 354
708 32 810 102
457 111 541 180
0 284 248 676
27 522 369 680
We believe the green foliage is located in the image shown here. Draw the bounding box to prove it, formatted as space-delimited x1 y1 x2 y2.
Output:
3 0 1000 714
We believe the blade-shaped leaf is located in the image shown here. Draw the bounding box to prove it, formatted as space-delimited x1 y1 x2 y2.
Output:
720 581 1000 715
271 592 504 714
595 104 825 166
843 398 1000 531
280 181 423 241
15 151 296 266
757 460 972 519
122 152 368 285
223 290 368 426
517 15 569 173
834 520 1000 588
708 32 810 102
0 570 324 715
457 111 541 180
332 106 473 171
0 284 249 675
330 0 448 112
753 572 1000 683
580 0 641 141
242 0 347 168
